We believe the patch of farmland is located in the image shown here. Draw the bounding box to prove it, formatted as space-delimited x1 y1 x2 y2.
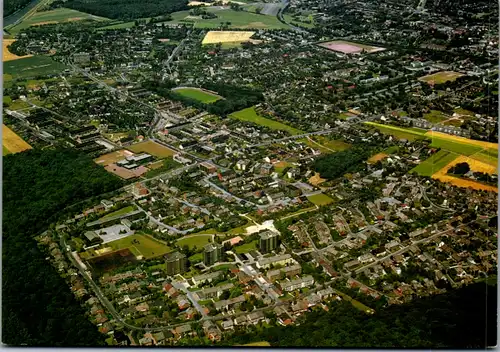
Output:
3 56 68 79
202 31 255 44
364 122 426 141
410 150 458 177
418 71 464 85
423 110 448 123
2 124 32 154
9 8 109 33
172 87 222 103
318 40 385 54
429 138 483 156
230 107 304 135
425 131 498 150
368 152 388 164
126 140 176 158
3 39 33 62
108 233 171 259
470 150 498 167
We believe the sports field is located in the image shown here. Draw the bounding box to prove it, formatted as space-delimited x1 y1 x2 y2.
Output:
3 39 33 62
230 107 304 135
126 140 176 158
3 56 68 79
418 71 464 85
108 233 171 259
172 87 222 103
176 234 213 249
202 31 255 44
9 8 109 33
410 150 458 177
166 9 289 29
2 124 32 154
318 40 385 54
307 193 334 206
365 122 427 141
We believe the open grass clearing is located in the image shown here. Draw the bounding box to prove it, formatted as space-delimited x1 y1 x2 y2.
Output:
172 87 222 103
97 21 135 30
165 9 290 29
176 234 213 249
202 30 255 44
108 233 171 259
410 150 459 177
230 107 304 135
307 193 334 206
418 71 464 85
234 240 257 254
423 110 448 124
126 140 176 158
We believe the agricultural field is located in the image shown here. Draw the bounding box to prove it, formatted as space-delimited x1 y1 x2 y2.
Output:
230 107 304 135
3 56 68 80
8 8 109 33
126 140 176 158
318 40 385 54
418 71 464 85
172 87 222 103
3 39 32 62
426 131 498 156
431 155 498 193
307 193 334 206
166 9 290 29
94 149 134 166
241 342 271 347
100 205 136 220
364 122 427 141
107 233 171 259
97 21 135 30
469 149 498 167
410 150 459 177
2 124 32 154
176 234 213 249
304 136 350 153
202 31 255 44
308 172 327 186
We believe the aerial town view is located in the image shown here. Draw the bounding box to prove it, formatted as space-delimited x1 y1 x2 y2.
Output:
2 0 498 347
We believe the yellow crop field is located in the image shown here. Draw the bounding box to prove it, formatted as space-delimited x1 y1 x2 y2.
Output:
3 40 33 62
425 131 498 150
3 124 32 154
308 172 326 186
431 155 498 193
202 31 255 44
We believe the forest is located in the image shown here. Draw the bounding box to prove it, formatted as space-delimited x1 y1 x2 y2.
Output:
144 80 265 117
51 0 189 20
313 147 374 179
3 149 123 346
181 281 497 348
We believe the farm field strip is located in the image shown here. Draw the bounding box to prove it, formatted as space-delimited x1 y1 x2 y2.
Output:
2 124 32 154
364 122 427 141
126 140 176 158
3 39 33 62
230 107 304 135
3 55 68 79
172 87 222 103
202 31 255 44
411 150 459 177
469 150 498 167
425 130 498 150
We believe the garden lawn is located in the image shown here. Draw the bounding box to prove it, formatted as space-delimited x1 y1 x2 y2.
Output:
173 87 221 103
108 233 171 259
234 240 258 253
410 150 458 177
230 107 304 135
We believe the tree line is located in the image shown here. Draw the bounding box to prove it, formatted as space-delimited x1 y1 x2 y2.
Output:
313 147 374 180
3 148 123 346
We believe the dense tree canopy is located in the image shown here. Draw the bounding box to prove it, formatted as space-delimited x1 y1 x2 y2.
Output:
313 147 373 179
4 0 32 17
3 148 123 346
